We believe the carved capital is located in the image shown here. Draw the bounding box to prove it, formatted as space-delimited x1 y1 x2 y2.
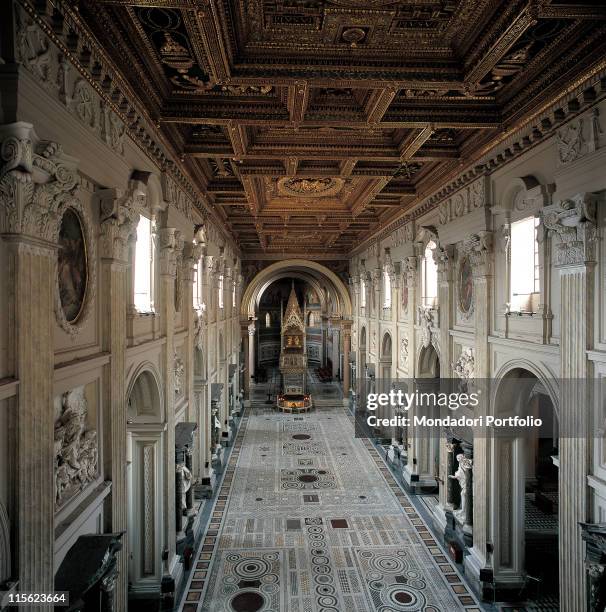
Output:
542 193 599 267
98 186 143 261
1 125 82 243
156 227 181 276
434 244 455 277
404 256 418 285
463 231 494 277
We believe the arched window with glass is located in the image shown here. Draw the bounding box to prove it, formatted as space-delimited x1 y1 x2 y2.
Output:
383 269 392 309
134 214 155 313
509 216 540 313
360 277 366 309
218 274 224 309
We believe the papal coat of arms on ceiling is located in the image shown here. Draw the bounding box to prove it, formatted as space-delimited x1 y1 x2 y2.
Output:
277 177 344 198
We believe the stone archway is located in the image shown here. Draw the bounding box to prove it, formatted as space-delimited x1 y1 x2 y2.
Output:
126 366 165 593
239 260 353 399
490 365 559 602
240 259 352 319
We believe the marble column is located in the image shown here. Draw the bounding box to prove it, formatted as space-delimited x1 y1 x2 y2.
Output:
0 123 59 604
463 230 493 595
175 464 185 541
543 194 599 611
342 322 352 399
248 321 256 383
240 323 250 399
183 242 203 427
401 256 418 484
433 244 454 529
157 225 182 578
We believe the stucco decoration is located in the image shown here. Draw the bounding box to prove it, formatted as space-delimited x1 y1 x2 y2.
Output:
54 387 98 509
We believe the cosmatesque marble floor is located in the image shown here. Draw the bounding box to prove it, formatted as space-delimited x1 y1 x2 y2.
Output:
181 398 482 612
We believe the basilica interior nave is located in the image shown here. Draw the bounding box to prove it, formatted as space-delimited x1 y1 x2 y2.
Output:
2 1 606 611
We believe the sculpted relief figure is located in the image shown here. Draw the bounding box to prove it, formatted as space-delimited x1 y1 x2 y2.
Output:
54 387 98 508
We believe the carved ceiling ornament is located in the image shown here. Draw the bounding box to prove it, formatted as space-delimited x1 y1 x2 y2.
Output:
277 177 345 198
25 0 606 258
54 386 98 510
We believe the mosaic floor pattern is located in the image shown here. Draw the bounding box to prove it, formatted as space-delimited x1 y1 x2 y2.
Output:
182 401 482 611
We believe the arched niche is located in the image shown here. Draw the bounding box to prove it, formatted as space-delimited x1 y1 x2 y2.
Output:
381 332 392 360
126 365 164 424
194 348 205 379
125 363 165 592
490 364 559 596
417 343 440 378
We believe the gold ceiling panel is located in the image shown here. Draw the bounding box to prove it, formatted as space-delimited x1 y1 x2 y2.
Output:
79 0 606 255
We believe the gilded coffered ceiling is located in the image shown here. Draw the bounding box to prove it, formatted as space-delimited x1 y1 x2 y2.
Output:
78 0 606 257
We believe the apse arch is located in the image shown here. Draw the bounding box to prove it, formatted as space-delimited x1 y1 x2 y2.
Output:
240 259 352 320
256 272 327 313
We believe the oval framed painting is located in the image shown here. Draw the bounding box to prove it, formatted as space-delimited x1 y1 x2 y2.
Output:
457 256 473 316
55 200 96 335
58 208 88 323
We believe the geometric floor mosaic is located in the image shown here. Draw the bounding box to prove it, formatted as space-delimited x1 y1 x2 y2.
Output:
181 399 483 611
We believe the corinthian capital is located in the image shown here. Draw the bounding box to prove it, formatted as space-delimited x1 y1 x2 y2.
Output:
98 186 142 261
433 244 454 277
404 256 418 285
157 227 182 276
463 231 493 277
542 193 599 267
1 124 81 243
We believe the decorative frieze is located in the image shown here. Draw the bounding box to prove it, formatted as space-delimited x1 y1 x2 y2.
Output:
556 108 602 165
15 7 126 157
438 177 487 225
542 193 599 266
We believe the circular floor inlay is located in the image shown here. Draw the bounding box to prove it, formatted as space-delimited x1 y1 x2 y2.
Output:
299 474 318 483
394 592 414 604
230 591 264 612
292 434 311 440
